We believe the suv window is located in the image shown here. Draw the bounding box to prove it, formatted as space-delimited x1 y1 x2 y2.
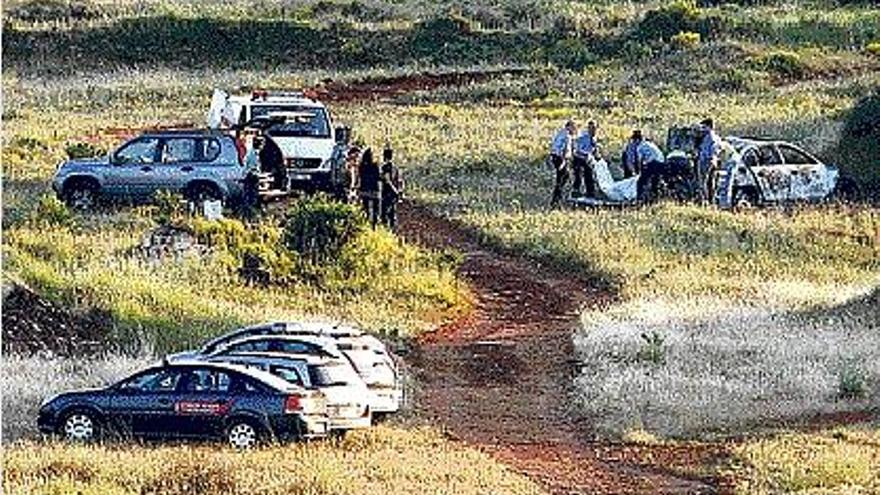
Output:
200 138 222 161
183 369 232 393
119 369 181 393
271 366 305 386
778 145 815 165
116 138 159 164
757 145 782 166
160 138 196 163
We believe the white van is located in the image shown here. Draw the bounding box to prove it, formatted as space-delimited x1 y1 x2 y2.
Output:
207 89 348 193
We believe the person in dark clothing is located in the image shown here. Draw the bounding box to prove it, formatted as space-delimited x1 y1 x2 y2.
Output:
380 147 404 231
358 147 381 228
259 135 286 190
572 120 599 197
549 120 577 207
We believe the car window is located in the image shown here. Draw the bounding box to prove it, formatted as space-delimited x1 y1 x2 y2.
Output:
271 366 305 386
161 138 196 163
252 105 331 138
308 363 359 387
119 369 180 393
742 149 759 168
183 369 232 393
778 145 816 165
276 341 317 354
757 145 782 166
199 138 222 161
226 340 272 353
233 375 267 393
116 138 159 164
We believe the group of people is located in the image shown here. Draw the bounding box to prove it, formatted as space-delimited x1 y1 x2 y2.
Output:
347 145 405 231
548 118 724 205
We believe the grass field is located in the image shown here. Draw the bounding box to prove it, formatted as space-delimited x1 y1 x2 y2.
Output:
3 0 880 492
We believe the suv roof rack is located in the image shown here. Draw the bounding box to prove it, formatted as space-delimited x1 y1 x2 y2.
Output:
251 90 310 100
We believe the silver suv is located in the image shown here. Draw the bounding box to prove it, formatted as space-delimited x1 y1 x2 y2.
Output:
52 130 247 209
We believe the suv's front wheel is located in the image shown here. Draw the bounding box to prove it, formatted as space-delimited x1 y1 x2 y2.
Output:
185 182 223 204
63 178 99 210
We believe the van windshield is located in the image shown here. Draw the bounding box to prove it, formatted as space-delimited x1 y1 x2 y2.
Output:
251 105 330 138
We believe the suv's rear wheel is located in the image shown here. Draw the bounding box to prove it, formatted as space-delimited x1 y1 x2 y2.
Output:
63 179 99 210
186 182 223 203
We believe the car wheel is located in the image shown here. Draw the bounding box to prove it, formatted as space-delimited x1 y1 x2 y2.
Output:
227 420 260 449
63 180 98 210
732 188 757 210
61 411 99 442
186 182 222 203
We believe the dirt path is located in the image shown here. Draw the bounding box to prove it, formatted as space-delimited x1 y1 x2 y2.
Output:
398 202 728 494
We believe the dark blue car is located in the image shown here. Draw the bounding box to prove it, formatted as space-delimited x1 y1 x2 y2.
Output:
37 361 329 448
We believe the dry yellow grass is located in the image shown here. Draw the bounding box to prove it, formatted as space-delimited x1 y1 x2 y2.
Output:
2 426 546 495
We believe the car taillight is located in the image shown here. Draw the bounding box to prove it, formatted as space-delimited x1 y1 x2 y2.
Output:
284 394 303 414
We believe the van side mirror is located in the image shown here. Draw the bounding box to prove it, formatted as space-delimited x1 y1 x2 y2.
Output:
335 126 351 145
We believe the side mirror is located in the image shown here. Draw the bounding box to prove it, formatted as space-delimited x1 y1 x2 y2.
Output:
109 152 121 165
335 126 351 145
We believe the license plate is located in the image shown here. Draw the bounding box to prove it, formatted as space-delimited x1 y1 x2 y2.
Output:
290 173 310 181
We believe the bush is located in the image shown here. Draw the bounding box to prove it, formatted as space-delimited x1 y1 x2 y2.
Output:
754 50 810 80
636 0 701 41
837 364 868 400
836 91 880 191
33 194 72 226
636 331 666 365
867 42 880 57
65 142 105 159
411 14 474 57
670 30 701 49
546 38 598 71
283 196 366 265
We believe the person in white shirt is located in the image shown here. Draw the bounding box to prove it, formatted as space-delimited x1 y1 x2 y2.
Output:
548 120 577 207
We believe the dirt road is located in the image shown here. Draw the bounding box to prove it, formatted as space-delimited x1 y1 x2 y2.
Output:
398 202 729 495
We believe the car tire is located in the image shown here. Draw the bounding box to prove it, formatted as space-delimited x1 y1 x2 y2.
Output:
186 182 223 204
63 179 99 210
60 410 100 443
732 187 758 210
226 419 261 449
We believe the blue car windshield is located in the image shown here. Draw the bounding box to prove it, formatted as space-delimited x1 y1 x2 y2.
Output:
251 105 330 138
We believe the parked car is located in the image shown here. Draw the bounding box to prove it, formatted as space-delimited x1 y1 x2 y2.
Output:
166 334 341 363
52 130 247 209
722 137 854 207
37 361 329 448
207 353 372 431
183 321 404 414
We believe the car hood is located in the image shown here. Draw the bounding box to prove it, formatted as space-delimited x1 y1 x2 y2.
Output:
42 388 108 407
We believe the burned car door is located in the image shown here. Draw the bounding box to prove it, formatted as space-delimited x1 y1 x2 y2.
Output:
751 144 789 202
777 144 829 201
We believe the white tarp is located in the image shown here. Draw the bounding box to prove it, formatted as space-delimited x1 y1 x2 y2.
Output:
592 158 639 202
206 89 241 129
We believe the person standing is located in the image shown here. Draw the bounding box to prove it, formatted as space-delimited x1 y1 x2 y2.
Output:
358 147 381 228
549 120 577 207
697 118 722 201
620 132 641 178
633 131 667 201
380 146 404 231
572 120 599 198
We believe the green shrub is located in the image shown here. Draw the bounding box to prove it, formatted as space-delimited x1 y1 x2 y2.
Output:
636 0 701 41
837 364 868 400
411 14 473 57
670 30 701 49
64 142 105 159
32 194 72 226
867 42 880 57
754 50 810 80
283 196 367 265
547 38 598 71
637 331 666 365
154 190 187 225
836 91 880 191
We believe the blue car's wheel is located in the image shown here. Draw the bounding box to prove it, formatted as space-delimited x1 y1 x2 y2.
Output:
61 411 99 442
63 179 99 210
227 420 259 449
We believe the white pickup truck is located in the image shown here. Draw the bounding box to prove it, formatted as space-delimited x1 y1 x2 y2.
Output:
207 89 350 196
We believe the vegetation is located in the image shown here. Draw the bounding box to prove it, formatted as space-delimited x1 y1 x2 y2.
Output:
3 427 546 494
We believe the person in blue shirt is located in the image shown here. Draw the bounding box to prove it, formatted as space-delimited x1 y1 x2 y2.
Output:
632 130 667 201
572 120 600 198
620 134 641 178
697 118 722 200
548 120 577 207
